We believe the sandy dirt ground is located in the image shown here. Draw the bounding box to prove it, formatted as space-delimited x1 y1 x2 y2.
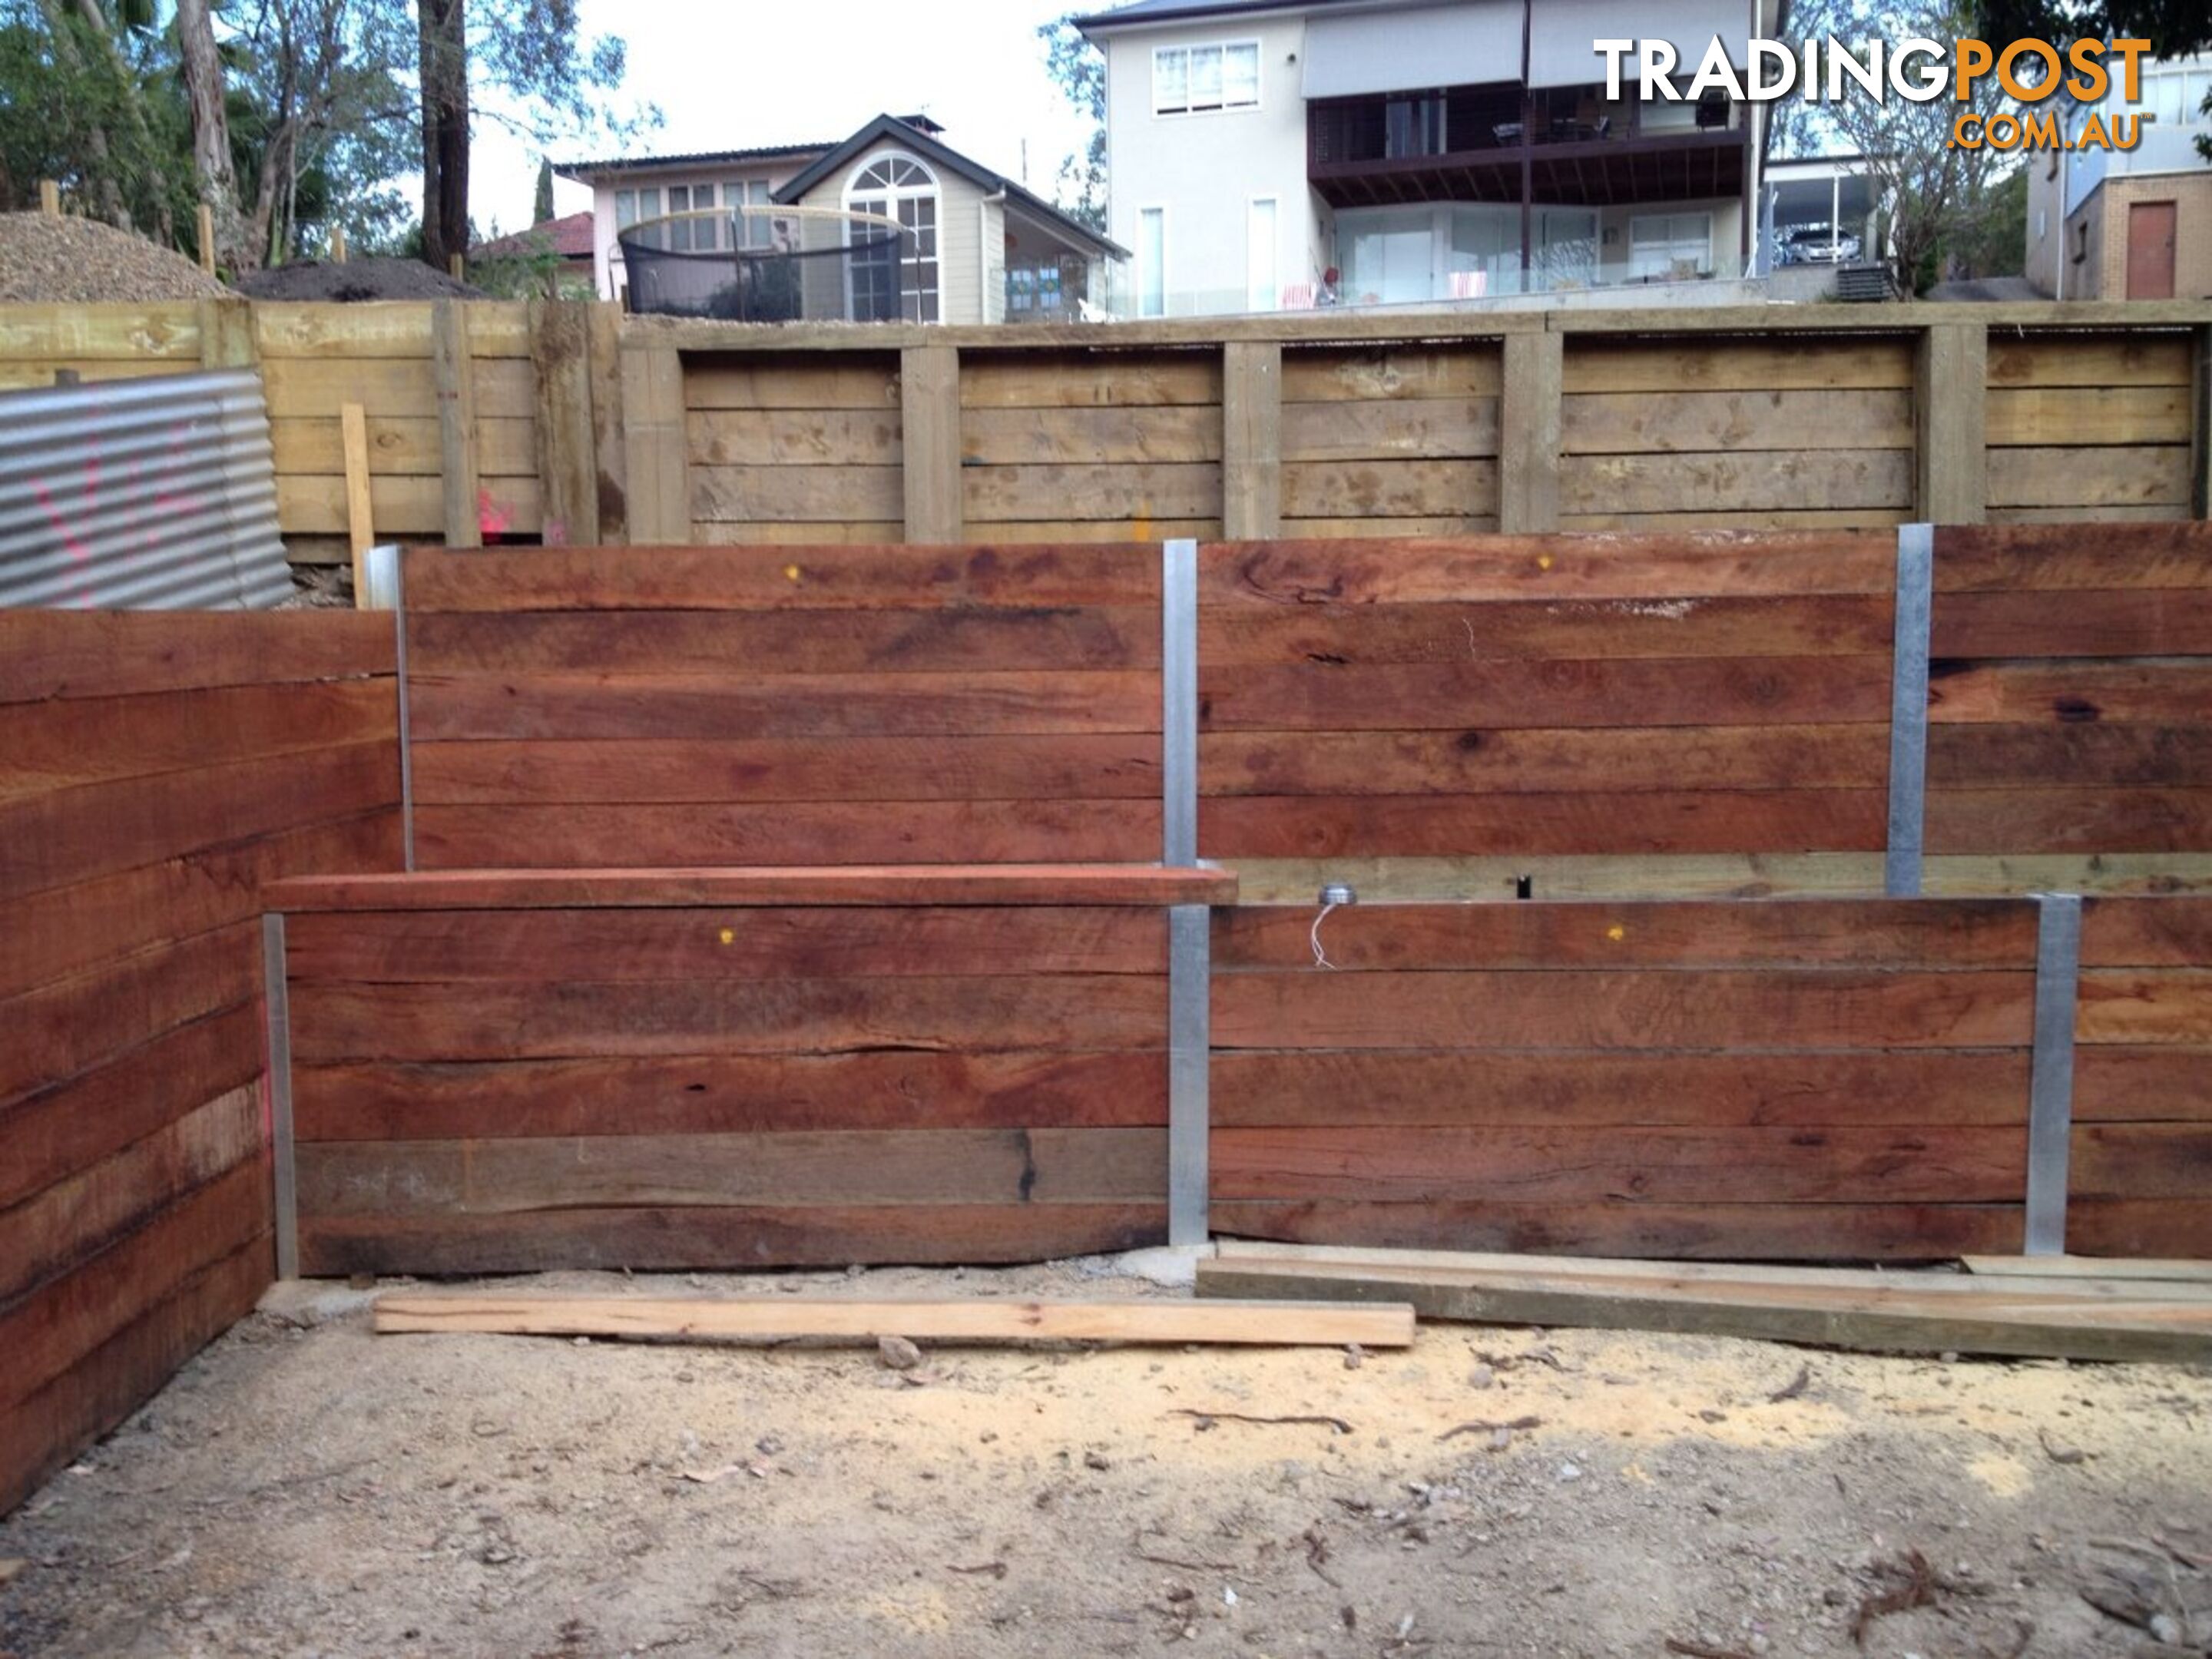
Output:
2 1257 2210 1659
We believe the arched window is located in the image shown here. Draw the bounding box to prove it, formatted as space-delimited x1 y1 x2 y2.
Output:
843 152 939 323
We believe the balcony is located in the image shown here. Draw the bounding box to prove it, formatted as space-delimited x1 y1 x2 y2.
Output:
1309 83 1752 210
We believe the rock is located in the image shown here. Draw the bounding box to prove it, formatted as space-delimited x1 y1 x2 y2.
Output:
1557 1462 1583 1483
0 1559 26 1586
1084 1450 1111 1471
756 1434 785 1456
1467 1365 1495 1390
878 1335 923 1371
1343 1344 1365 1371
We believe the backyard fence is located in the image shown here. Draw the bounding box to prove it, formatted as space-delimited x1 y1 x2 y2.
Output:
2 300 2209 562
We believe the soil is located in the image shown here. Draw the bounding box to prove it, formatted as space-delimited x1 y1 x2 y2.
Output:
0 214 230 303
233 257 485 302
2 1257 2208 1659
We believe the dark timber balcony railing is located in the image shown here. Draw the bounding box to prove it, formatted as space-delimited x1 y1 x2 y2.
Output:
1309 84 1752 210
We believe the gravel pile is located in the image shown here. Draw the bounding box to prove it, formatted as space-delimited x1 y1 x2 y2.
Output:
0 211 231 302
235 256 485 301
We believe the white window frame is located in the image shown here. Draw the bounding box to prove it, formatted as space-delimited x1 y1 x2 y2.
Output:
843 149 941 323
1152 40 1261 116
1136 205 1167 318
1247 196 1278 312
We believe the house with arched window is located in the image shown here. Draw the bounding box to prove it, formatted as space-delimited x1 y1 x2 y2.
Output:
558 114 1125 324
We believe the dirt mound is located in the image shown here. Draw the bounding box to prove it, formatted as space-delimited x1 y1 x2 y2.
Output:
235 256 486 301
0 212 231 302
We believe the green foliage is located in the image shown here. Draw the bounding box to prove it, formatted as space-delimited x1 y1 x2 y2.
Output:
1939 162 2028 278
0 0 193 226
1778 0 2022 295
1969 0 2211 60
1038 12 1106 233
531 156 552 224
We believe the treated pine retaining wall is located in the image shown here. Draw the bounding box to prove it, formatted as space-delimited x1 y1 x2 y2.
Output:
265 866 1233 1276
0 610 402 1515
1 302 2206 559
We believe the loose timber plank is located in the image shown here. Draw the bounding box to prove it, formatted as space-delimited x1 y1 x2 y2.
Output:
375 1292 1416 1348
1210 1200 2021 1263
267 864 1236 911
1207 1242 2210 1299
1194 1255 2212 1362
1964 1255 2212 1283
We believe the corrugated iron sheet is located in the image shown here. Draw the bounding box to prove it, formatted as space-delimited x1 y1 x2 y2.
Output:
0 369 292 609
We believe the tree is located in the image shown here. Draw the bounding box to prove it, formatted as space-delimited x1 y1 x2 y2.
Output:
2 0 188 230
226 0 416 267
176 0 250 272
1966 0 2212 158
1776 0 2018 294
416 0 641 273
531 154 552 224
1038 12 1106 232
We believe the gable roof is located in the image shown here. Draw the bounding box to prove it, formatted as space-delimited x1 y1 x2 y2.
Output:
772 114 1126 259
1074 0 1309 31
555 141 835 183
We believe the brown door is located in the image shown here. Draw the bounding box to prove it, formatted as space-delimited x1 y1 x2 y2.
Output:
2126 200 2177 300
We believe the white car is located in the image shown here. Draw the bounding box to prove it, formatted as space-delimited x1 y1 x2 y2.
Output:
1779 225 1863 265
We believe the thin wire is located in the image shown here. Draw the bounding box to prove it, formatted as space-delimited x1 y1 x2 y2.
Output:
1310 901 1339 969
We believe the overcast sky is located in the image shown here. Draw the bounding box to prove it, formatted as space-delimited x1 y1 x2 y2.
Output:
472 0 1101 230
